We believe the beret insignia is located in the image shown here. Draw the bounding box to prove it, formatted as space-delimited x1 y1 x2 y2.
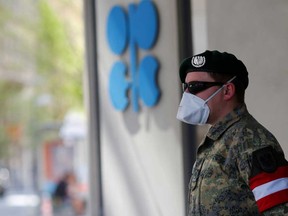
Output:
191 56 205 68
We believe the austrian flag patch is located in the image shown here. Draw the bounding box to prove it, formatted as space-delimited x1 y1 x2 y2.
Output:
249 146 288 213
250 166 288 212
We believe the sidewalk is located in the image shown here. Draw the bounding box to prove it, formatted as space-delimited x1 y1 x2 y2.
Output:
41 195 87 216
0 189 41 216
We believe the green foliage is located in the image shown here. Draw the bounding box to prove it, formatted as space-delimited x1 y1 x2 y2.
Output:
0 128 9 159
36 0 84 119
0 0 85 158
0 4 10 27
0 81 23 114
0 81 24 159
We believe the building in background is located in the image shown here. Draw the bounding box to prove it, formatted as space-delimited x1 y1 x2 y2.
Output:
1 0 288 216
84 0 288 216
0 0 87 215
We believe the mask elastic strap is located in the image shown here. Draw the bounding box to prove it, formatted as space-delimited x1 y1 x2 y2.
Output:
204 76 237 103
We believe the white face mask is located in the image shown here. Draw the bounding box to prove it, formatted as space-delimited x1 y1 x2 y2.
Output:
176 76 236 125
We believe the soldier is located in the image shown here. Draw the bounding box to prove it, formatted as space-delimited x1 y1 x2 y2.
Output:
177 50 288 215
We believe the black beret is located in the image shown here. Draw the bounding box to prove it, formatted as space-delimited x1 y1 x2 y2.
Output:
179 50 249 89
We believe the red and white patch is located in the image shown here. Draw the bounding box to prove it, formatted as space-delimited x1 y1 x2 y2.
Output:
249 166 288 212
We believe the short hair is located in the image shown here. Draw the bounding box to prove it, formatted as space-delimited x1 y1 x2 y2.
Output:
209 72 246 103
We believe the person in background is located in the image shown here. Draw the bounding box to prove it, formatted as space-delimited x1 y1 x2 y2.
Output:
52 172 72 210
176 50 288 215
52 171 85 215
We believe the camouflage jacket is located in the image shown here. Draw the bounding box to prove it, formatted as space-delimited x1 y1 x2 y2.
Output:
188 104 288 216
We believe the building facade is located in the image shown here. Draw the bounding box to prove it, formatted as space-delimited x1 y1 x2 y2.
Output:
84 0 288 215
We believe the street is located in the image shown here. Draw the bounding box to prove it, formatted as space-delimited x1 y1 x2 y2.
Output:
0 190 41 216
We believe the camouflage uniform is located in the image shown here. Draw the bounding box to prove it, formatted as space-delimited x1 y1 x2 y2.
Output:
188 104 288 216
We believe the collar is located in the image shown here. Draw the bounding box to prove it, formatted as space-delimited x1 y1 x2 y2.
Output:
207 104 248 141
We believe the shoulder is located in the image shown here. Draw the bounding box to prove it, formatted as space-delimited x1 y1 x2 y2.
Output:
224 113 285 178
228 112 280 153
222 110 288 213
249 146 288 213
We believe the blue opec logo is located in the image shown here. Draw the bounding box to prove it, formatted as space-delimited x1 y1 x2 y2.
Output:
106 0 160 112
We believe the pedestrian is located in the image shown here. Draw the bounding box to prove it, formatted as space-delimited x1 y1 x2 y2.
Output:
52 173 70 206
176 50 288 215
52 172 76 215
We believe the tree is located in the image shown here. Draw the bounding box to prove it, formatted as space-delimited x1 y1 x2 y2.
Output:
0 0 85 158
36 0 84 121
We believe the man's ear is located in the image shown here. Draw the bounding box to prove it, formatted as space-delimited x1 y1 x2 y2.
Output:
223 83 236 100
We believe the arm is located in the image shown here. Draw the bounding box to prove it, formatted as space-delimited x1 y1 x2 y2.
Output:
262 202 288 216
249 146 288 214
